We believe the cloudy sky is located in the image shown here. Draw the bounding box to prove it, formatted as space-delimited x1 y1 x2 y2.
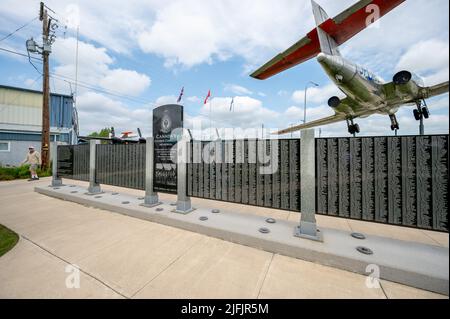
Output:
0 0 448 138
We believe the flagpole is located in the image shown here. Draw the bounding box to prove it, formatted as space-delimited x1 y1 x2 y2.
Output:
209 97 212 140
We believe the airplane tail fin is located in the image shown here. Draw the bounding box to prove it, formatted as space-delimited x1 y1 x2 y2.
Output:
311 0 341 56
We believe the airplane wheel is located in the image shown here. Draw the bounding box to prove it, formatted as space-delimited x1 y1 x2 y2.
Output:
422 107 430 119
413 109 421 121
348 124 360 135
391 124 400 131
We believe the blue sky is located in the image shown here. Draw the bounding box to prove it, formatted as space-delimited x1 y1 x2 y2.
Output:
0 0 448 138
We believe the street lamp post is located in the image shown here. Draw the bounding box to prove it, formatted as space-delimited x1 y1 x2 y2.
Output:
304 81 319 124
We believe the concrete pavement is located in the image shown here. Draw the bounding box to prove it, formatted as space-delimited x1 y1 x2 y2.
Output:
0 178 447 299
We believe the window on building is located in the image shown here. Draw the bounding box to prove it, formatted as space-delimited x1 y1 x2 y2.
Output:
0 142 10 152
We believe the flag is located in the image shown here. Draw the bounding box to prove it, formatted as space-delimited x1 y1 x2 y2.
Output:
229 98 235 112
204 90 211 105
177 87 184 103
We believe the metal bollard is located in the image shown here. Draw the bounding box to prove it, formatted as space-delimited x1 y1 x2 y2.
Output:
141 137 161 207
86 140 102 195
51 144 63 187
174 137 194 214
294 129 322 241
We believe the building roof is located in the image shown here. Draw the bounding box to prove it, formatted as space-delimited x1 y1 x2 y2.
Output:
0 84 73 99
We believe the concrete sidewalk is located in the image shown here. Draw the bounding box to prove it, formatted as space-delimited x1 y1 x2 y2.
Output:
0 178 447 299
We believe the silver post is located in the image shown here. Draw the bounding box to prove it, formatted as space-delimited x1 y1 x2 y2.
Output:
51 143 63 187
295 129 322 241
174 136 194 214
141 137 161 207
304 81 319 124
86 139 102 195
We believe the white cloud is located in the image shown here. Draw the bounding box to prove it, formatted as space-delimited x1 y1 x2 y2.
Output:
155 95 177 105
76 92 153 135
52 37 151 96
186 96 201 103
99 69 151 96
292 84 342 105
396 39 449 86
138 0 311 68
224 84 253 96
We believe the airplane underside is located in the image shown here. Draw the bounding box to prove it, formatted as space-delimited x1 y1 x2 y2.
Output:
343 99 432 135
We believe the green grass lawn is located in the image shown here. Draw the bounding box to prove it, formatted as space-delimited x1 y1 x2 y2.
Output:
0 224 19 257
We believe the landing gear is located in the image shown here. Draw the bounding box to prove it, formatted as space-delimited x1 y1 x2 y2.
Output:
346 118 360 136
413 99 430 135
389 114 400 131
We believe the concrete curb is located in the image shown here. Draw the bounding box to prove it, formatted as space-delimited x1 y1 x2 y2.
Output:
36 185 449 295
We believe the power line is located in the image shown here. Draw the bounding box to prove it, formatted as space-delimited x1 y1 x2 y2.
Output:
0 46 43 61
50 73 155 106
0 16 38 42
50 72 154 105
0 45 153 106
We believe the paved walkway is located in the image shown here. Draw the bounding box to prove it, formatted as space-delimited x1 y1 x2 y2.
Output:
0 178 447 299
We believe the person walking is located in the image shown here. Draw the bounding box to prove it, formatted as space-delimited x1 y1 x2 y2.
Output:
21 146 41 181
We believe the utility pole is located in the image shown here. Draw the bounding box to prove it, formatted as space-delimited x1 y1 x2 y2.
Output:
40 2 51 170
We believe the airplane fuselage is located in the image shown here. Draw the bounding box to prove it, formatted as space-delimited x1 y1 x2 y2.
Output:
317 53 398 118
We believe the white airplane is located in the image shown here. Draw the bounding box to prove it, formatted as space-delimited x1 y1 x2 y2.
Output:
251 0 449 135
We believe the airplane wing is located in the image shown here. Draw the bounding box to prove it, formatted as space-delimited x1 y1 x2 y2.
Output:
382 80 449 105
273 113 347 135
423 81 450 99
251 0 405 80
78 136 112 141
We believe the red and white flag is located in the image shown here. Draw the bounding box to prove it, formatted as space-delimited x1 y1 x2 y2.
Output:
204 90 211 104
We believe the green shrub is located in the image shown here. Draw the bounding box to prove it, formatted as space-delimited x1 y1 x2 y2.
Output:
0 163 53 181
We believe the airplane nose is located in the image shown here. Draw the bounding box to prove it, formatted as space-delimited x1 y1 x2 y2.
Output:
317 53 344 73
317 52 327 63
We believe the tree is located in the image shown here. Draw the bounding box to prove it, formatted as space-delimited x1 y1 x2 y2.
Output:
88 128 111 138
88 128 112 144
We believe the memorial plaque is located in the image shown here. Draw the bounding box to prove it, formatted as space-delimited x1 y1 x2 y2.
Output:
242 140 249 204
248 140 257 206
256 140 265 207
215 141 223 200
203 142 210 199
228 141 235 202
222 140 229 201
431 136 449 231
264 140 273 208
374 137 388 223
327 139 339 216
73 144 90 181
210 144 216 200
198 144 204 198
57 146 74 178
387 137 402 224
192 142 202 197
349 138 363 220
187 143 193 196
361 138 375 221
338 139 350 218
289 139 300 212
280 140 290 210
235 140 244 203
153 104 183 194
416 136 433 229
272 140 281 209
